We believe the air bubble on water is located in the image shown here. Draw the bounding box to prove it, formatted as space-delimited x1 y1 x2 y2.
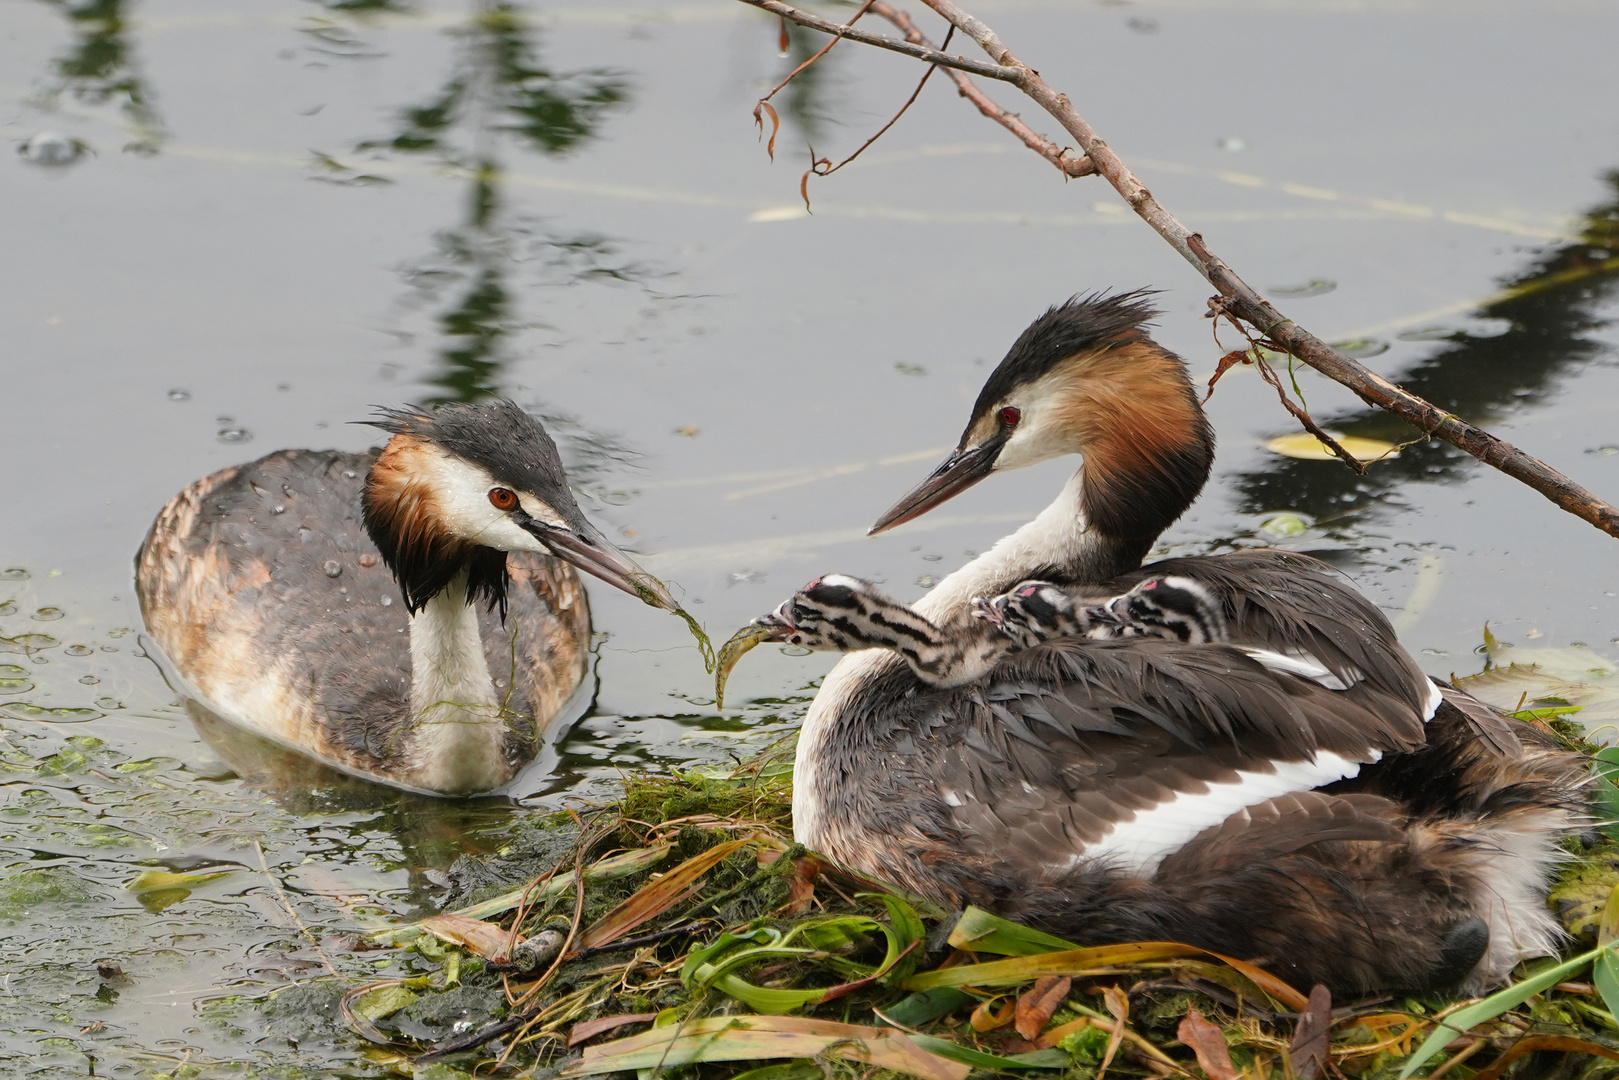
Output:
1 569 28 581
96 697 121 710
32 608 64 622
18 131 88 166
167 389 191 402
0 602 15 617
65 645 92 656
80 675 100 685
217 427 252 444
916 574 939 588
1217 136 1247 152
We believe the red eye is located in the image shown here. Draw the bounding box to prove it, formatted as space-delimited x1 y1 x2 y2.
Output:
998 406 1021 427
488 487 518 510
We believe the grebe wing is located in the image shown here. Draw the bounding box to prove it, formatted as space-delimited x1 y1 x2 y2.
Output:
1117 549 1435 718
896 639 1430 875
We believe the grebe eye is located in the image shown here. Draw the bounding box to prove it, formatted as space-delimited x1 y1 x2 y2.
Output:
998 406 1021 427
488 487 518 510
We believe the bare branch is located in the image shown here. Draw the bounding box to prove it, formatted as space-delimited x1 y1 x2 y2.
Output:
741 0 1619 539
868 2 1094 179
737 0 1016 82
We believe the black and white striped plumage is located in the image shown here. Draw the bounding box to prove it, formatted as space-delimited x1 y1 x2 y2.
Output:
776 293 1589 995
757 574 1225 687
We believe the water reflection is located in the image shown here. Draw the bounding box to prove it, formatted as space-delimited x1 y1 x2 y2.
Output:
1232 169 1619 524
36 0 163 151
352 1 633 402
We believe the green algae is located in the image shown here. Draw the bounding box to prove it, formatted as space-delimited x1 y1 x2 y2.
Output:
0 867 97 921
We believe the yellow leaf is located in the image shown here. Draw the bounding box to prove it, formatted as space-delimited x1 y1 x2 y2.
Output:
562 1016 968 1080
581 838 751 950
127 868 236 894
1264 433 1399 462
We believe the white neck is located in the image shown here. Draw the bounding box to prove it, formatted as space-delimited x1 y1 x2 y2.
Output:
795 467 1099 846
915 468 1094 620
406 569 511 794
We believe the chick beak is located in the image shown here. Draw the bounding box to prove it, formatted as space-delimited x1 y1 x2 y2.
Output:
525 519 678 611
868 431 1010 536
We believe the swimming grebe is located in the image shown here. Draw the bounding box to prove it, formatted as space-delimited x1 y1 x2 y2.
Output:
137 400 676 795
761 293 1587 994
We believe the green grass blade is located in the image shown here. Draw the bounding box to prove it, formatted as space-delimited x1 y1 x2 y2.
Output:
946 907 1081 956
908 1035 1068 1069
1397 943 1612 1078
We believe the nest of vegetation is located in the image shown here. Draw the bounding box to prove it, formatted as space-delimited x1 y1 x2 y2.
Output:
319 721 1619 1080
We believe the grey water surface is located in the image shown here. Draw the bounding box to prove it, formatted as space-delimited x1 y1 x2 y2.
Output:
2 0 1618 1074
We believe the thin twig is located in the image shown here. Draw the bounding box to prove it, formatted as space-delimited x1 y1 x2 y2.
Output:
742 0 1013 81
253 841 336 976
759 0 878 107
805 24 954 192
571 919 721 960
868 2 1094 179
738 0 1619 540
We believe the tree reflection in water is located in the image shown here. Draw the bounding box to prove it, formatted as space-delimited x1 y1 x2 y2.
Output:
36 0 164 151
1231 171 1619 530
352 2 638 404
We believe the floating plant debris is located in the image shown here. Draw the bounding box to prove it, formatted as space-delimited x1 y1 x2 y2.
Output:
714 623 777 708
1264 432 1399 462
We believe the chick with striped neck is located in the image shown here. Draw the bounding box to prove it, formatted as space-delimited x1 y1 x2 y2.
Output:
755 573 1224 687
778 291 1588 996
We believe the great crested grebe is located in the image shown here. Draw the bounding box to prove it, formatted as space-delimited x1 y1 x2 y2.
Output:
137 400 677 796
756 292 1589 994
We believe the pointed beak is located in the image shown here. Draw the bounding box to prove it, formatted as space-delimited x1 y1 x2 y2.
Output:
869 431 1009 535
523 519 679 611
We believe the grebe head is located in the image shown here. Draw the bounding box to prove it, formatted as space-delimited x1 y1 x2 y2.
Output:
362 400 677 613
869 290 1214 544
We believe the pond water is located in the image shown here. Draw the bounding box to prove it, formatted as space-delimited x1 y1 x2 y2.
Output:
2 0 1618 1074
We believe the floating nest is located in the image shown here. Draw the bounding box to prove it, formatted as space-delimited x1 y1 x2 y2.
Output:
284 724 1619 1080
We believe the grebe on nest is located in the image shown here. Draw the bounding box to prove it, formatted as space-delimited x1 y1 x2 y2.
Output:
137 399 676 796
753 292 1588 994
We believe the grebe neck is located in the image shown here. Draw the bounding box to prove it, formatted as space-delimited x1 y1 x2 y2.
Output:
914 468 1142 621
406 567 509 794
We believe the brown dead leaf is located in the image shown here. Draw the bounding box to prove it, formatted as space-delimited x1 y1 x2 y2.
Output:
579 837 750 951
1470 1035 1619 1080
753 101 781 161
1097 985 1128 1080
417 914 513 963
1014 975 1071 1040
783 856 819 915
1207 950 1310 1011
1202 349 1251 403
1288 983 1332 1080
1176 1009 1237 1080
568 1012 658 1048
970 997 1016 1032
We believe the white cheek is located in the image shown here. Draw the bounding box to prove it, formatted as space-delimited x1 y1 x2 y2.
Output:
422 450 549 554
994 406 1076 471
